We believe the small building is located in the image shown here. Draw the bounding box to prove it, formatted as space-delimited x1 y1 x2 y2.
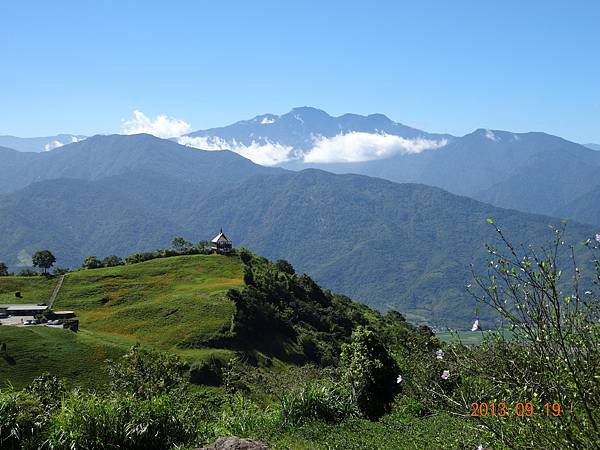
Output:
51 311 76 320
211 229 233 254
0 304 48 316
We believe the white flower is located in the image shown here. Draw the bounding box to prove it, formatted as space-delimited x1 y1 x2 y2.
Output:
585 291 592 295
435 349 444 360
396 374 403 384
471 319 481 332
595 233 600 243
441 370 450 380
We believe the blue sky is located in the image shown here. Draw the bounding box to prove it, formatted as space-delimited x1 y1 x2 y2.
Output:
1 0 599 143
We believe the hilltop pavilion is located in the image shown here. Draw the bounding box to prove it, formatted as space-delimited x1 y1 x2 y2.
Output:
211 229 233 254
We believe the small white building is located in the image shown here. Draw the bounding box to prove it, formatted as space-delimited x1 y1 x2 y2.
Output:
210 229 233 254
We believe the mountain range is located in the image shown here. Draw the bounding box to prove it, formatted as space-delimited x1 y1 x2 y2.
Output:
0 133 596 327
4 108 599 226
182 107 600 226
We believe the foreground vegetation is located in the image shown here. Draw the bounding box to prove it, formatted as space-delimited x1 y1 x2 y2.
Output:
0 226 598 449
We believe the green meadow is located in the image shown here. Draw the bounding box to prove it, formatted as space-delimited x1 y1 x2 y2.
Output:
0 276 56 305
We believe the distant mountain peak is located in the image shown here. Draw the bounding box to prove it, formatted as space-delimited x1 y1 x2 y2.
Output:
185 107 451 166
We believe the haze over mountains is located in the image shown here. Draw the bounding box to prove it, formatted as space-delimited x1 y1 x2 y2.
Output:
0 134 86 153
0 133 596 327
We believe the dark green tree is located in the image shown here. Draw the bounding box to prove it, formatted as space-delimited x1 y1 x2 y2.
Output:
0 262 8 276
275 259 296 275
102 255 124 267
340 326 400 420
172 236 193 253
82 256 102 269
32 250 56 274
196 240 211 252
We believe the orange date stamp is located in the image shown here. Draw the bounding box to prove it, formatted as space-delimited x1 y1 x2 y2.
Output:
470 401 561 417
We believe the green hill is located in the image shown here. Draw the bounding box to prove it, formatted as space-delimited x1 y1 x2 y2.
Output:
0 255 243 387
0 252 410 388
54 254 242 349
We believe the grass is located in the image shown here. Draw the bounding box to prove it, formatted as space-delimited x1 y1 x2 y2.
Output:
0 255 245 387
53 254 243 349
0 326 124 389
0 275 57 305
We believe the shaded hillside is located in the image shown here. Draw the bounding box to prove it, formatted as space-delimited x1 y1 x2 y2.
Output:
474 149 600 218
557 185 600 227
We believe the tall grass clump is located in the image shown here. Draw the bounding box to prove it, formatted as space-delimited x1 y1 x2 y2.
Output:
0 389 46 450
213 393 280 439
279 381 356 426
47 392 204 450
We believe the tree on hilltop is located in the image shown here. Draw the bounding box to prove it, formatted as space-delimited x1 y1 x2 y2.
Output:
32 250 56 275
83 256 103 269
172 236 193 253
102 255 124 267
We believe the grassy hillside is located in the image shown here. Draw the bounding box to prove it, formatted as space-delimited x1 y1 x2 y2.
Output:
0 327 123 389
0 276 56 304
0 255 243 387
54 254 242 349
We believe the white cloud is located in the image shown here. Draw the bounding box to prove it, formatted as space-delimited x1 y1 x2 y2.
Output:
43 135 85 152
177 136 293 166
303 132 447 163
484 129 499 141
178 131 446 165
122 110 191 138
44 140 65 151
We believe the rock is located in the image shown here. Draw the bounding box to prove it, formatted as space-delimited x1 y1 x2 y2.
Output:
196 436 271 450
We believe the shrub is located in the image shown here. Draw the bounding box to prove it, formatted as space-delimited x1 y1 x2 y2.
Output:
102 255 124 267
82 256 103 269
340 326 400 420
47 392 204 450
189 357 226 386
17 269 38 277
214 393 279 438
107 345 185 399
26 373 68 410
280 381 355 426
125 252 158 265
